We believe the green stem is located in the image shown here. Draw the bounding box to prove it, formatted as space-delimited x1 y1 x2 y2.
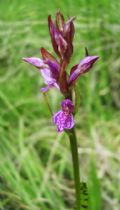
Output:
43 93 53 116
67 128 81 210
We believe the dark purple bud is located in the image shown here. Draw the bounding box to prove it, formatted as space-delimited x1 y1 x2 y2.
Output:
63 18 75 62
56 11 65 32
48 15 60 57
64 17 75 44
69 55 99 85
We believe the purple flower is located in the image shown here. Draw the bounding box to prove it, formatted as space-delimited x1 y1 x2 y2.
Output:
22 49 60 92
23 12 99 95
69 55 99 85
53 99 74 132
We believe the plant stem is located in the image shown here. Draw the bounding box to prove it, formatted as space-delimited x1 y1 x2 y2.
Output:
67 128 81 210
43 92 53 116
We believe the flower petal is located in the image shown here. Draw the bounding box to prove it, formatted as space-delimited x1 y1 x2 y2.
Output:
40 84 54 92
40 83 59 93
64 114 74 130
40 48 60 79
69 55 99 85
46 59 60 77
61 99 74 113
78 56 99 70
41 68 56 85
53 111 64 132
22 57 47 69
53 111 74 132
40 48 58 63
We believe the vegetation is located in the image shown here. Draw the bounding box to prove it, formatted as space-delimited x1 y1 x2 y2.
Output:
0 0 120 209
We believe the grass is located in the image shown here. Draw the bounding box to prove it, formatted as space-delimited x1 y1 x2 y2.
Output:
0 0 120 209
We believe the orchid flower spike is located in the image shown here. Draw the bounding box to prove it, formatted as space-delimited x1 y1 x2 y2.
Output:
23 12 99 96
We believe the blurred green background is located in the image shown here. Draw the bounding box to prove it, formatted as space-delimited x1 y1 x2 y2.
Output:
0 0 120 209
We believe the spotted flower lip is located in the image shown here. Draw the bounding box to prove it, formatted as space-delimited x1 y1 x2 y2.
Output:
69 55 99 85
53 99 74 132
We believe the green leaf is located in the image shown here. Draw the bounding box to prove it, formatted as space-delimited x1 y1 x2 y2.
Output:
88 161 101 210
80 182 88 210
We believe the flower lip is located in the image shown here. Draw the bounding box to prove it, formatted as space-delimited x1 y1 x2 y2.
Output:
53 99 75 133
53 111 74 132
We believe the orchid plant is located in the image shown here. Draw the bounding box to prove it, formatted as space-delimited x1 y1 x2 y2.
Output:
23 11 99 210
